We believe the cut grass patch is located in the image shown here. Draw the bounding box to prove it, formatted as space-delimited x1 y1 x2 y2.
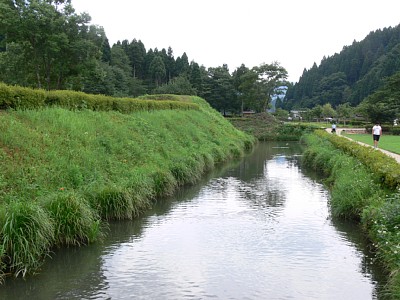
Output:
342 133 400 154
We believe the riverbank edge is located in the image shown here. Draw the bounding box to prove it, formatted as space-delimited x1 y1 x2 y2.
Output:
0 96 256 280
302 130 400 298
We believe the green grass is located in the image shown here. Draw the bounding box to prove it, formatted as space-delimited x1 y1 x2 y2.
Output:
0 95 255 278
302 134 383 219
229 113 319 141
342 133 400 154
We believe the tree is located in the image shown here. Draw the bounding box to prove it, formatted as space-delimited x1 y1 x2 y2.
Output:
111 44 132 75
149 55 166 87
321 103 336 120
253 62 288 112
0 0 102 90
232 63 289 114
284 25 400 110
232 64 258 114
316 72 348 107
336 103 353 125
206 65 238 115
110 65 130 97
101 37 111 63
164 46 175 82
175 52 189 75
153 75 196 95
188 61 202 93
311 105 323 122
82 61 115 95
273 108 289 121
360 71 400 122
127 39 146 79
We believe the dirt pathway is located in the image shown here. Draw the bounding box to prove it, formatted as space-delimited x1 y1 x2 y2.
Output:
326 128 400 164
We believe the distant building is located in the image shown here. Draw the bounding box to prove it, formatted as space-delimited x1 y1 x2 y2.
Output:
290 110 305 120
242 110 256 117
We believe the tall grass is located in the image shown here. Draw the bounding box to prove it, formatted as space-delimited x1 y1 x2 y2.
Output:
0 96 254 278
43 192 102 246
0 201 54 277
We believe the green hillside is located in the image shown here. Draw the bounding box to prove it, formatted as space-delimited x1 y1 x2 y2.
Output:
284 24 400 109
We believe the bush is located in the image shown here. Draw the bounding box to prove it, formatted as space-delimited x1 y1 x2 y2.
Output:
390 126 400 136
0 82 46 109
0 83 199 113
316 130 400 190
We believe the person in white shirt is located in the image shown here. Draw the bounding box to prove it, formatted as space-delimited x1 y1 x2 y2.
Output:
372 122 382 149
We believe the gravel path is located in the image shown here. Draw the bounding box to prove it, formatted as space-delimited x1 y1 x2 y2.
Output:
326 128 400 164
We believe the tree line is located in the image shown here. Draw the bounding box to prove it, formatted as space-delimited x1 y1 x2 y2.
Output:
282 24 400 122
0 0 288 115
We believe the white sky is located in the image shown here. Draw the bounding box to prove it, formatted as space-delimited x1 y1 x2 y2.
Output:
72 0 400 82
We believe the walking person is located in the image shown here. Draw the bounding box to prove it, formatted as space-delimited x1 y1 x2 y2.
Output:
372 122 382 149
331 122 336 134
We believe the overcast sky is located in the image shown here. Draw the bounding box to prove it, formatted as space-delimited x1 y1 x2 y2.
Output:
72 0 400 82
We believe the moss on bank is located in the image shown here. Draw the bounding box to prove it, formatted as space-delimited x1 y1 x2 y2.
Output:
0 96 255 279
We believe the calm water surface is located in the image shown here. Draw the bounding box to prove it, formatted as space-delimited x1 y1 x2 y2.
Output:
0 142 386 299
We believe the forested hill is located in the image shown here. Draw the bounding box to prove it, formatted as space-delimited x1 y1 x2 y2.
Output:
283 24 400 110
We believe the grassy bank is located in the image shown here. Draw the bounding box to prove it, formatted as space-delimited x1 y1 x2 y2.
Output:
0 95 255 279
302 130 400 298
228 113 319 141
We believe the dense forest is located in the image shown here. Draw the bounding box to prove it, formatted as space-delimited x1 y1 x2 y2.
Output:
0 0 287 115
283 24 400 113
0 0 399 122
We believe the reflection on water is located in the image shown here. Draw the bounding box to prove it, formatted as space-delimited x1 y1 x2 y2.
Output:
0 142 387 299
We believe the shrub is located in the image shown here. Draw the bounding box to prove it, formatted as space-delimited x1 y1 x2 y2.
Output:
0 82 46 109
390 126 400 136
0 83 199 113
138 94 182 101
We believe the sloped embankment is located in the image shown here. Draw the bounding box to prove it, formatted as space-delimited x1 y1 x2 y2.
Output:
0 95 254 279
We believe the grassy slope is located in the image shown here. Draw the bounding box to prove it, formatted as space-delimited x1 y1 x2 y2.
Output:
229 113 320 141
228 113 280 140
0 96 255 278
